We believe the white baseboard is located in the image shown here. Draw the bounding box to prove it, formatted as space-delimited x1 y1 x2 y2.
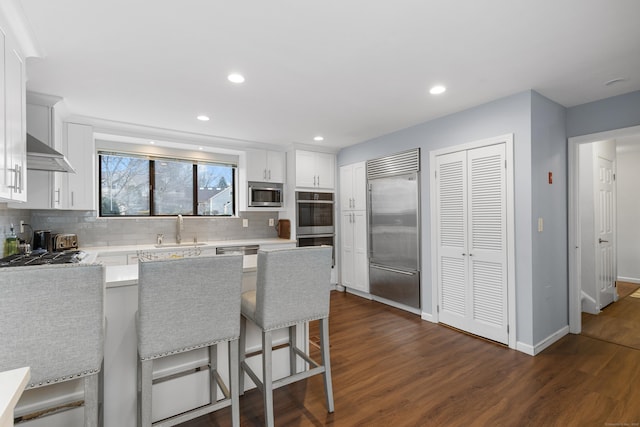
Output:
516 341 535 356
421 311 436 323
536 325 570 355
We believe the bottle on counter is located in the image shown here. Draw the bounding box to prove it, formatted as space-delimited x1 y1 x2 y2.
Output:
4 224 18 257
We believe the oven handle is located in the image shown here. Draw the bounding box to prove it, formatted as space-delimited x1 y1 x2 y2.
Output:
297 233 335 238
296 200 334 204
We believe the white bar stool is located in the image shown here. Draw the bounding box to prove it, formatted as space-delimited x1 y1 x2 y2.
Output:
0 263 105 427
136 254 243 427
239 246 334 427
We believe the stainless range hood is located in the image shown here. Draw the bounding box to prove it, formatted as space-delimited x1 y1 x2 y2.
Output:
26 133 76 173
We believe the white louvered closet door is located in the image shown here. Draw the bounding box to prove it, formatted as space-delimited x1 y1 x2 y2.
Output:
436 143 508 345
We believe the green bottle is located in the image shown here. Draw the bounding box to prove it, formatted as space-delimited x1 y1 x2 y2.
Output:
4 224 18 257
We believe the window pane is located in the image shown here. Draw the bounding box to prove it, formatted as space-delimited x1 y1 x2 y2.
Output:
197 164 234 216
100 155 150 216
154 160 194 215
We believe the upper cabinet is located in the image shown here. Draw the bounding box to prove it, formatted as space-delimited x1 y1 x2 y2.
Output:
64 123 96 210
0 27 27 203
295 150 335 190
246 149 285 183
339 161 366 211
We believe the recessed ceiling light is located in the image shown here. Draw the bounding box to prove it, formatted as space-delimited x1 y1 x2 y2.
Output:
228 73 245 84
197 115 210 121
314 136 324 142
199 147 204 150
429 85 446 95
149 140 155 144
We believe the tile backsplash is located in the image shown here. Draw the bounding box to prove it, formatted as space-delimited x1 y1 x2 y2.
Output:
1 204 282 248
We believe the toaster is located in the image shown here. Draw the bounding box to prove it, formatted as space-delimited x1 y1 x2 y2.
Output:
53 233 79 251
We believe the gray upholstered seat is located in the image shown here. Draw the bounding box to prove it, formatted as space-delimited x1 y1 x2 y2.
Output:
136 254 243 427
239 246 334 427
0 263 105 427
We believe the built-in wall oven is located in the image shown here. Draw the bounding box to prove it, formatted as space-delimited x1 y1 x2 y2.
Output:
296 191 335 264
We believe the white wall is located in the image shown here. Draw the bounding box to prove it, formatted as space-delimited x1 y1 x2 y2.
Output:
616 135 640 283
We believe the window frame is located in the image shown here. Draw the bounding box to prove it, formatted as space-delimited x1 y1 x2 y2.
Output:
98 151 236 217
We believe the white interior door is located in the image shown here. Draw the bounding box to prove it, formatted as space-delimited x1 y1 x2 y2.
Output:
596 155 616 308
436 143 508 345
436 151 468 329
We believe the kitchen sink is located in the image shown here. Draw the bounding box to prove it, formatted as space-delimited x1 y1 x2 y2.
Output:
154 242 208 248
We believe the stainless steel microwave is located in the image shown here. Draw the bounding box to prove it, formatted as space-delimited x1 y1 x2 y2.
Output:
248 182 283 207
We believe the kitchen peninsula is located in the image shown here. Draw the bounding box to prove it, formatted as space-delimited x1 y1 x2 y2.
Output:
16 238 300 427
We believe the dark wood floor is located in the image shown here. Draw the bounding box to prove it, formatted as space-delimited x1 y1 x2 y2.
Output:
183 291 640 426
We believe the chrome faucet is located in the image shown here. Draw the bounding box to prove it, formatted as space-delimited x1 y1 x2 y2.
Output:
176 214 183 244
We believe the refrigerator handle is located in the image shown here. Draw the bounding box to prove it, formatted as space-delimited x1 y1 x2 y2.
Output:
370 264 416 276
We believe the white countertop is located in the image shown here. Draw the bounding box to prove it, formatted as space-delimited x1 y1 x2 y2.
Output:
105 264 139 288
100 238 295 288
0 367 30 427
85 238 296 257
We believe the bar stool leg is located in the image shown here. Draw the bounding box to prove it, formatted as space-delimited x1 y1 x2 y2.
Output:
319 317 334 413
239 316 247 396
288 324 297 375
140 359 153 427
262 330 275 427
84 374 99 427
209 345 218 403
228 339 240 427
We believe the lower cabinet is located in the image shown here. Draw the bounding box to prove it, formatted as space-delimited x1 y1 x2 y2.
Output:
340 210 368 292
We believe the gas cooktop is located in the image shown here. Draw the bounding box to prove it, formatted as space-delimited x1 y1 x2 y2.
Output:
0 250 88 268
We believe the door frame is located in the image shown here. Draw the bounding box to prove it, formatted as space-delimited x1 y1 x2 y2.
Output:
429 134 516 349
568 125 640 334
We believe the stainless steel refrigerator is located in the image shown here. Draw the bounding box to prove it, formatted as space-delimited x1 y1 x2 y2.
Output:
367 150 420 310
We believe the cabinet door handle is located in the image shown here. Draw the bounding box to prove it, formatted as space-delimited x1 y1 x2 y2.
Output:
317 175 320 186
16 165 22 192
598 238 609 243
71 191 75 207
268 169 271 180
55 188 61 204
314 175 317 186
263 169 267 180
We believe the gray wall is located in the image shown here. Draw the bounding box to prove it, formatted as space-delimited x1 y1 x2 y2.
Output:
566 90 640 138
530 91 568 344
338 90 537 346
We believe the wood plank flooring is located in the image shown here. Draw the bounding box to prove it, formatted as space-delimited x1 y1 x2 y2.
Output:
183 291 640 426
581 281 640 349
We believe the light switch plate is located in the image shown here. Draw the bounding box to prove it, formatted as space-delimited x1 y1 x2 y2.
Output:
538 217 543 232
242 219 249 227
268 218 274 226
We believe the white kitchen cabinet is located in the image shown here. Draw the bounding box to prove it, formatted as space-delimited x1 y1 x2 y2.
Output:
340 210 368 293
295 150 335 190
339 161 366 211
0 28 27 203
64 123 96 210
246 149 285 183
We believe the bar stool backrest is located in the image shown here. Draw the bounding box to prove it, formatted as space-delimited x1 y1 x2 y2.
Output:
137 254 243 360
255 246 332 331
0 263 105 388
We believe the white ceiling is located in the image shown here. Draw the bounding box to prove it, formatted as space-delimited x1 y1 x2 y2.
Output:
15 0 640 150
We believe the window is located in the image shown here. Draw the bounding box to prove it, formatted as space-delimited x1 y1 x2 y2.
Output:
99 153 235 217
